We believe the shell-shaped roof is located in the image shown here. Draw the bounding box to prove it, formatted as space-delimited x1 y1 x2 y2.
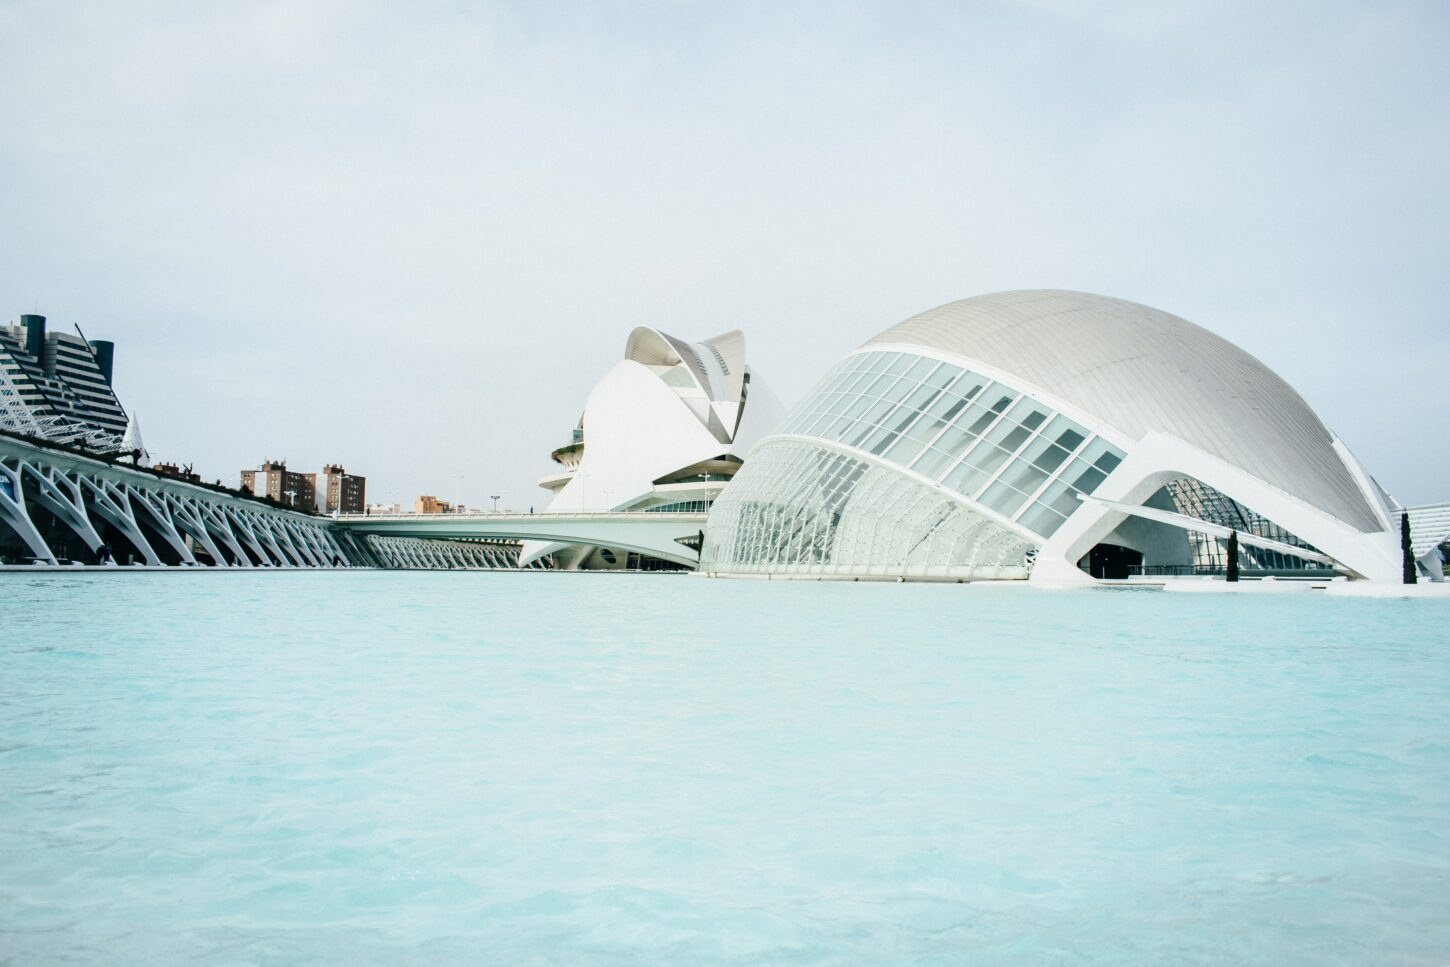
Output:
865 290 1380 532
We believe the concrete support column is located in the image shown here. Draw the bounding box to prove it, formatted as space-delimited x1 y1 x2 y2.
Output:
166 495 229 566
241 511 293 567
125 486 197 565
223 508 273 566
79 477 161 566
19 462 105 560
0 459 57 563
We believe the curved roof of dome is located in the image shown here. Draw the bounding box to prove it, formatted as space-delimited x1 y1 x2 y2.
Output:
864 290 1381 532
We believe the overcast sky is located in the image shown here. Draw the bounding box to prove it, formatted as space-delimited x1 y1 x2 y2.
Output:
1 1 1445 508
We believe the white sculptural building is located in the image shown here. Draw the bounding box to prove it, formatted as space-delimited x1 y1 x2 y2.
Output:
700 290 1415 584
522 325 782 570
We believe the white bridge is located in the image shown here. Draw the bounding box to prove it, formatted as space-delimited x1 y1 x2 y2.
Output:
0 431 708 570
333 511 709 568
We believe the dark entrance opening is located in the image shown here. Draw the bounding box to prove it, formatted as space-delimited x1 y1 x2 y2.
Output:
1085 543 1143 580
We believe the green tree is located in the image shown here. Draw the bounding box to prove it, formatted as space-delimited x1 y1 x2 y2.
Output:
1402 512 1418 585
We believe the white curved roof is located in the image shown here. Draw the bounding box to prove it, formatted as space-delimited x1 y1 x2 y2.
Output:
624 326 746 405
865 290 1381 532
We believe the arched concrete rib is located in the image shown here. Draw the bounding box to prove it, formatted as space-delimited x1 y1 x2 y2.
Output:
0 458 56 563
124 485 197 565
18 462 105 560
165 493 229 566
79 476 161 566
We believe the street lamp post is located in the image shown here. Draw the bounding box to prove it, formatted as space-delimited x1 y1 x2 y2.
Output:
490 494 501 513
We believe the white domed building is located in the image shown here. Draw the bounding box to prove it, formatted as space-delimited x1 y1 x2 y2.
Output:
700 290 1405 583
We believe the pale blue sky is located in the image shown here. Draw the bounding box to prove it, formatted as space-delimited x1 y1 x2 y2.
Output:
1 1 1446 507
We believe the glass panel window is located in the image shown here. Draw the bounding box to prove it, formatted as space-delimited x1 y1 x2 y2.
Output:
886 354 916 376
924 389 970 423
847 418 881 448
862 425 895 453
983 414 1033 455
901 383 940 413
1038 478 1084 518
866 352 897 373
820 415 854 440
1068 463 1108 495
925 363 963 389
945 443 1012 496
1094 450 1123 474
976 388 1016 415
1019 501 1068 537
911 445 958 480
958 402 1005 438
904 356 938 382
801 413 835 437
1040 415 1088 454
929 424 979 462
884 433 930 466
841 395 874 421
954 374 987 401
944 460 996 498
998 396 1050 431
997 459 1049 498
979 479 1033 517
1076 438 1124 472
1019 433 1072 476
881 377 917 405
858 372 894 399
860 397 897 427
837 370 875 396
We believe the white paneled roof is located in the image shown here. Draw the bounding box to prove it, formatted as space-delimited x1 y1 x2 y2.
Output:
865 290 1381 532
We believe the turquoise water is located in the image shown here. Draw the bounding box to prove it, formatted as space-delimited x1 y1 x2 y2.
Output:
2 574 1448 964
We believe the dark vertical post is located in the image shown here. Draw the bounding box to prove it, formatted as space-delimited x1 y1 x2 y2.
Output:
1402 512 1418 585
1226 530 1239 583
21 314 45 358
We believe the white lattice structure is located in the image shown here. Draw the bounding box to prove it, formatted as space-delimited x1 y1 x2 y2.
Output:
362 535 553 570
0 433 360 567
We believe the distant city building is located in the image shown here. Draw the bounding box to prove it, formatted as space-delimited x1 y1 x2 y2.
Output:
241 461 317 510
416 495 465 514
317 464 366 514
0 313 129 448
153 462 201 483
366 502 402 515
416 495 443 514
240 461 367 513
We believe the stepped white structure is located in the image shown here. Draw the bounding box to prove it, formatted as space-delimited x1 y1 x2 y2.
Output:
701 290 1409 583
522 325 782 570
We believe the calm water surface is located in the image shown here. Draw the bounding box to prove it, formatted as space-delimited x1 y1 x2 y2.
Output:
1 573 1448 964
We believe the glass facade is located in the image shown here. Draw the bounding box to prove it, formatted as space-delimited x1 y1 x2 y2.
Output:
770 350 1126 539
1163 477 1331 573
698 440 1033 579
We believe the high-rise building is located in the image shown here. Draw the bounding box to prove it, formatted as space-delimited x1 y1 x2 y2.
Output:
0 313 128 446
241 461 316 509
317 464 366 514
240 461 366 513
